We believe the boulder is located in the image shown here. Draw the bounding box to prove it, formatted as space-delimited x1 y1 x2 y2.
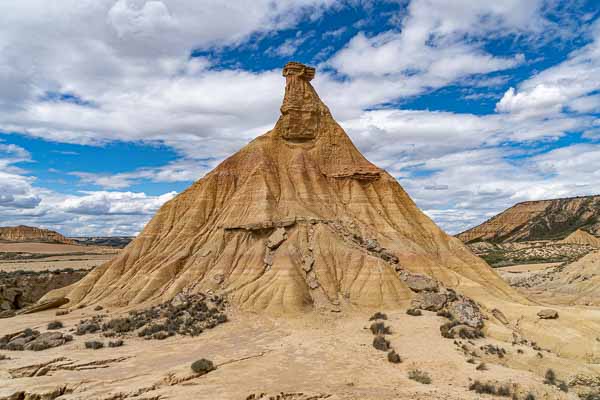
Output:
411 292 447 311
448 297 484 328
23 332 68 351
400 273 439 292
537 309 559 319
266 228 287 249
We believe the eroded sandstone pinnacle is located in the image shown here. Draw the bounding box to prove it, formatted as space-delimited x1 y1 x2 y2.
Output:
39 61 523 313
279 62 324 141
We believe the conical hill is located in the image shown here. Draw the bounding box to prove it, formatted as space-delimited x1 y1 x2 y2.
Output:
44 62 523 313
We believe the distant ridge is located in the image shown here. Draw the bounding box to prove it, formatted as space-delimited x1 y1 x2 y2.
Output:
0 225 75 245
457 195 600 243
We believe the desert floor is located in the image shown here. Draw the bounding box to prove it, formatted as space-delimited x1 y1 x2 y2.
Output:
0 305 591 400
0 242 118 272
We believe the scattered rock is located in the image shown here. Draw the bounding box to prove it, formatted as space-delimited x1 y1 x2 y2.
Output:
537 309 559 319
266 227 287 249
448 297 484 328
411 292 447 311
406 308 422 316
401 273 439 292
0 329 72 352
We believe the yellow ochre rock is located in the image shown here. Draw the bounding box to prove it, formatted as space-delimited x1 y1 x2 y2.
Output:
43 62 523 313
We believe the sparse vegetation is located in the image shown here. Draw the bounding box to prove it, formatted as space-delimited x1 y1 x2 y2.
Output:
369 312 387 321
387 350 401 364
191 358 215 374
84 340 104 349
543 369 568 392
408 368 431 384
372 335 390 351
468 380 512 397
544 369 556 385
369 322 391 335
406 308 422 316
47 321 63 330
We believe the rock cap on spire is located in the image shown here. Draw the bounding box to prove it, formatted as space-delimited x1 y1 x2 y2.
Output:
282 61 315 81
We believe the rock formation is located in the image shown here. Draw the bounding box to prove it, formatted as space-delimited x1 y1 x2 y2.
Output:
44 62 523 313
0 270 87 317
0 225 75 244
457 195 600 243
559 229 600 247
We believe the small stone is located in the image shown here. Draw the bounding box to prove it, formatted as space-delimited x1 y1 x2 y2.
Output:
537 309 559 319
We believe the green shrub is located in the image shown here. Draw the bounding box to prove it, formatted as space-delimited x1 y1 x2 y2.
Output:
544 369 556 385
387 350 401 364
47 321 63 330
408 369 431 384
369 312 387 321
370 322 391 335
85 341 104 350
372 335 390 351
191 358 215 374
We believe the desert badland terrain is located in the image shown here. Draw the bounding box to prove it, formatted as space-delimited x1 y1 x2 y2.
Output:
2 63 600 400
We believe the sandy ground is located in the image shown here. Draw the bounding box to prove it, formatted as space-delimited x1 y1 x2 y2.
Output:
0 243 118 272
0 256 112 272
0 243 117 254
0 306 590 400
497 262 562 273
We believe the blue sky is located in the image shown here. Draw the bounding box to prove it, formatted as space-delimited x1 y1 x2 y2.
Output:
0 0 599 236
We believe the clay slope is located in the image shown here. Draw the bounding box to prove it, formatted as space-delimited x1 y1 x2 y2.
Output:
45 62 522 313
457 195 600 243
560 229 600 247
525 250 600 306
0 225 74 245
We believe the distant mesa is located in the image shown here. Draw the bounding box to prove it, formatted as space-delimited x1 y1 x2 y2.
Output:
457 195 600 244
43 62 522 313
0 225 75 245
